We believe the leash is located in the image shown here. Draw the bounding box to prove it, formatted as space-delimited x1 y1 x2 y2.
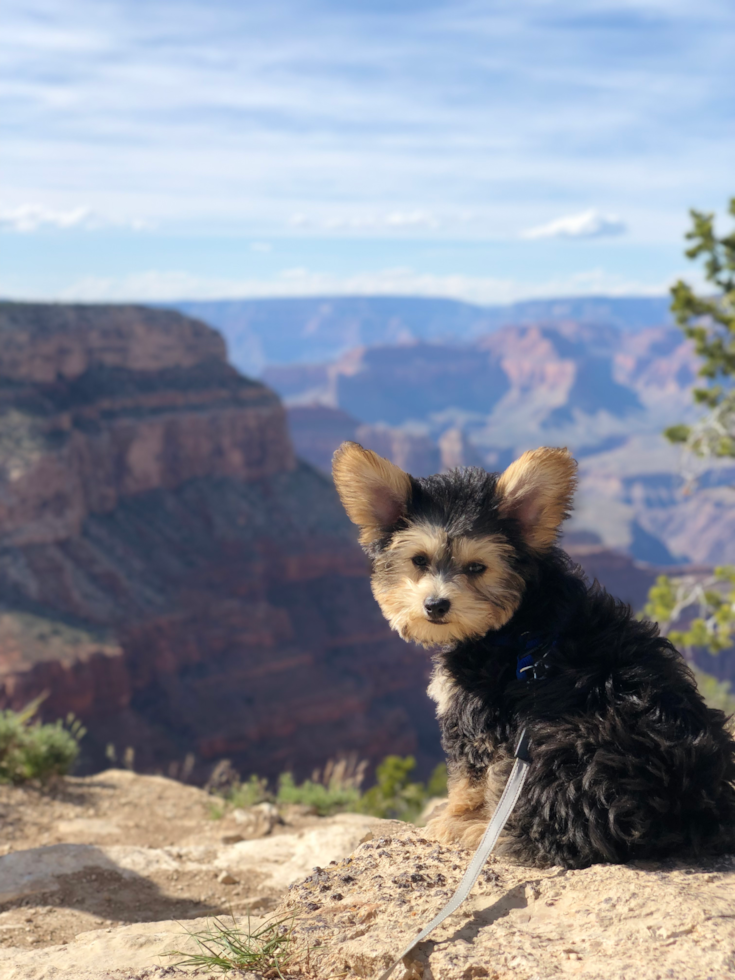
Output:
377 635 553 980
376 729 531 980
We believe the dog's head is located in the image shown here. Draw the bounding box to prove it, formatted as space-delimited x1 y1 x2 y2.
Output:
332 443 577 648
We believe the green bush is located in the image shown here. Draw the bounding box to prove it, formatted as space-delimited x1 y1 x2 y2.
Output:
358 756 447 822
0 703 84 784
227 774 271 810
208 754 448 823
276 771 362 816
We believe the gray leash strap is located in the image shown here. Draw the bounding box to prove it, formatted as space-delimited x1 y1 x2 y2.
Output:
377 730 531 980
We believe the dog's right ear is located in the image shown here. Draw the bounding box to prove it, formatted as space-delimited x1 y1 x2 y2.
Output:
332 441 411 545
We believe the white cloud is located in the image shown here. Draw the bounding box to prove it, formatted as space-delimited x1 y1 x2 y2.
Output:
0 204 94 232
521 209 627 241
51 265 671 306
0 203 153 233
249 241 272 252
288 210 441 233
384 210 440 230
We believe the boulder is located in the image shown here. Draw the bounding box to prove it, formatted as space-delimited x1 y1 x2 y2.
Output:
280 828 735 980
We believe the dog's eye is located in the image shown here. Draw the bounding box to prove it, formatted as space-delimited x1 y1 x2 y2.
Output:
412 555 429 568
465 562 486 576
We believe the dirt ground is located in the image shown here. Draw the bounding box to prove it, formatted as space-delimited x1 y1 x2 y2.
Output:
0 768 322 952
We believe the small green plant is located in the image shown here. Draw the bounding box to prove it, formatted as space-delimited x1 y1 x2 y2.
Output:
227 774 271 810
206 753 447 823
275 755 366 815
164 912 299 977
276 771 361 816
358 755 447 822
0 701 84 784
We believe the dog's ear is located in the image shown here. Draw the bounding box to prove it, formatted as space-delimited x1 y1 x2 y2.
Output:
332 441 411 544
497 447 577 550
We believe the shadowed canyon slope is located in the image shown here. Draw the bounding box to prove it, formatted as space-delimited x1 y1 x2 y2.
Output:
0 303 439 781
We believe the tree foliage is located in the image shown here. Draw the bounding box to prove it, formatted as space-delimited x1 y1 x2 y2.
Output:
665 197 735 459
646 199 735 677
644 568 735 657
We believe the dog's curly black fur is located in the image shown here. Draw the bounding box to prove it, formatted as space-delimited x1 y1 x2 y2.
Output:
332 442 735 869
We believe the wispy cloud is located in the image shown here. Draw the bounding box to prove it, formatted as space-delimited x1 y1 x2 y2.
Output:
521 210 627 241
0 204 94 232
290 210 442 232
2 0 735 295
3 0 734 238
0 203 152 233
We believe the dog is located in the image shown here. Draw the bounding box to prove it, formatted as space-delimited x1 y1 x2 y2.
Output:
332 441 735 869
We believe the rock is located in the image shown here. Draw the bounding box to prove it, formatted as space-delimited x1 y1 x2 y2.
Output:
0 843 181 904
0 914 260 979
229 801 283 839
215 813 393 892
0 810 395 906
0 781 397 980
280 827 735 980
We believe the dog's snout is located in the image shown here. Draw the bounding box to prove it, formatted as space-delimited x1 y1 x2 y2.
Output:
424 596 451 619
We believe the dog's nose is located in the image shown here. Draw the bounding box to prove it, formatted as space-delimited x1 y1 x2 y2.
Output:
424 596 451 619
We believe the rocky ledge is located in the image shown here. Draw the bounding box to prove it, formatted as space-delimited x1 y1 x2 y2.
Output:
281 831 735 979
1 771 733 980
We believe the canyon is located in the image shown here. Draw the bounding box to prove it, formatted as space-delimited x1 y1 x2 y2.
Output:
0 299 731 785
259 321 735 568
0 303 439 782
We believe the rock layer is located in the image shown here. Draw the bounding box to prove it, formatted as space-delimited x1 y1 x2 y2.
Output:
0 303 439 781
282 828 735 980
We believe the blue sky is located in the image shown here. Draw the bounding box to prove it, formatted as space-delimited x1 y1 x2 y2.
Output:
2 0 734 303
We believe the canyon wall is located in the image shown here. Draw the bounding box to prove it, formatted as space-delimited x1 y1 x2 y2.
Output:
0 303 440 781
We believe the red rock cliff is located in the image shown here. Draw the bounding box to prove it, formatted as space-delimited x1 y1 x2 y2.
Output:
0 303 439 781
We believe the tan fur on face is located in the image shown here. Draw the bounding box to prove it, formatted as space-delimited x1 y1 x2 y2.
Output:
332 442 411 545
370 522 524 648
497 446 577 551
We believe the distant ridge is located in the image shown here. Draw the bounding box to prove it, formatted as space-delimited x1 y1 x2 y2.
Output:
166 295 673 376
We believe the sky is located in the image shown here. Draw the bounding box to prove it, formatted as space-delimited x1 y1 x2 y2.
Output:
2 0 734 304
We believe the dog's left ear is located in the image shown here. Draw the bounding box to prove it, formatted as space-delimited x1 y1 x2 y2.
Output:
332 441 411 545
497 447 577 550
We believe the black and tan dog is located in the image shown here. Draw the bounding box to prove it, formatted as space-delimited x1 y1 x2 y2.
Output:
332 441 735 869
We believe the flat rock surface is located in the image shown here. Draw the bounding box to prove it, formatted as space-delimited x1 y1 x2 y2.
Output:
281 829 735 980
0 770 391 978
0 914 248 979
4 771 735 979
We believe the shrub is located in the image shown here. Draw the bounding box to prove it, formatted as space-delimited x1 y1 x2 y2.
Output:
207 753 448 823
165 912 298 976
358 755 447 822
0 702 84 784
276 771 362 816
227 774 271 810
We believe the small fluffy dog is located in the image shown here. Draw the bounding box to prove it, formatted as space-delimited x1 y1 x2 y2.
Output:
333 442 735 869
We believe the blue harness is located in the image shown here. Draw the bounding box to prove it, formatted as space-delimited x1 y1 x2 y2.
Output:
487 631 558 681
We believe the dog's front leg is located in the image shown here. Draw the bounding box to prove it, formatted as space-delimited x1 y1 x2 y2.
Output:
426 755 513 849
